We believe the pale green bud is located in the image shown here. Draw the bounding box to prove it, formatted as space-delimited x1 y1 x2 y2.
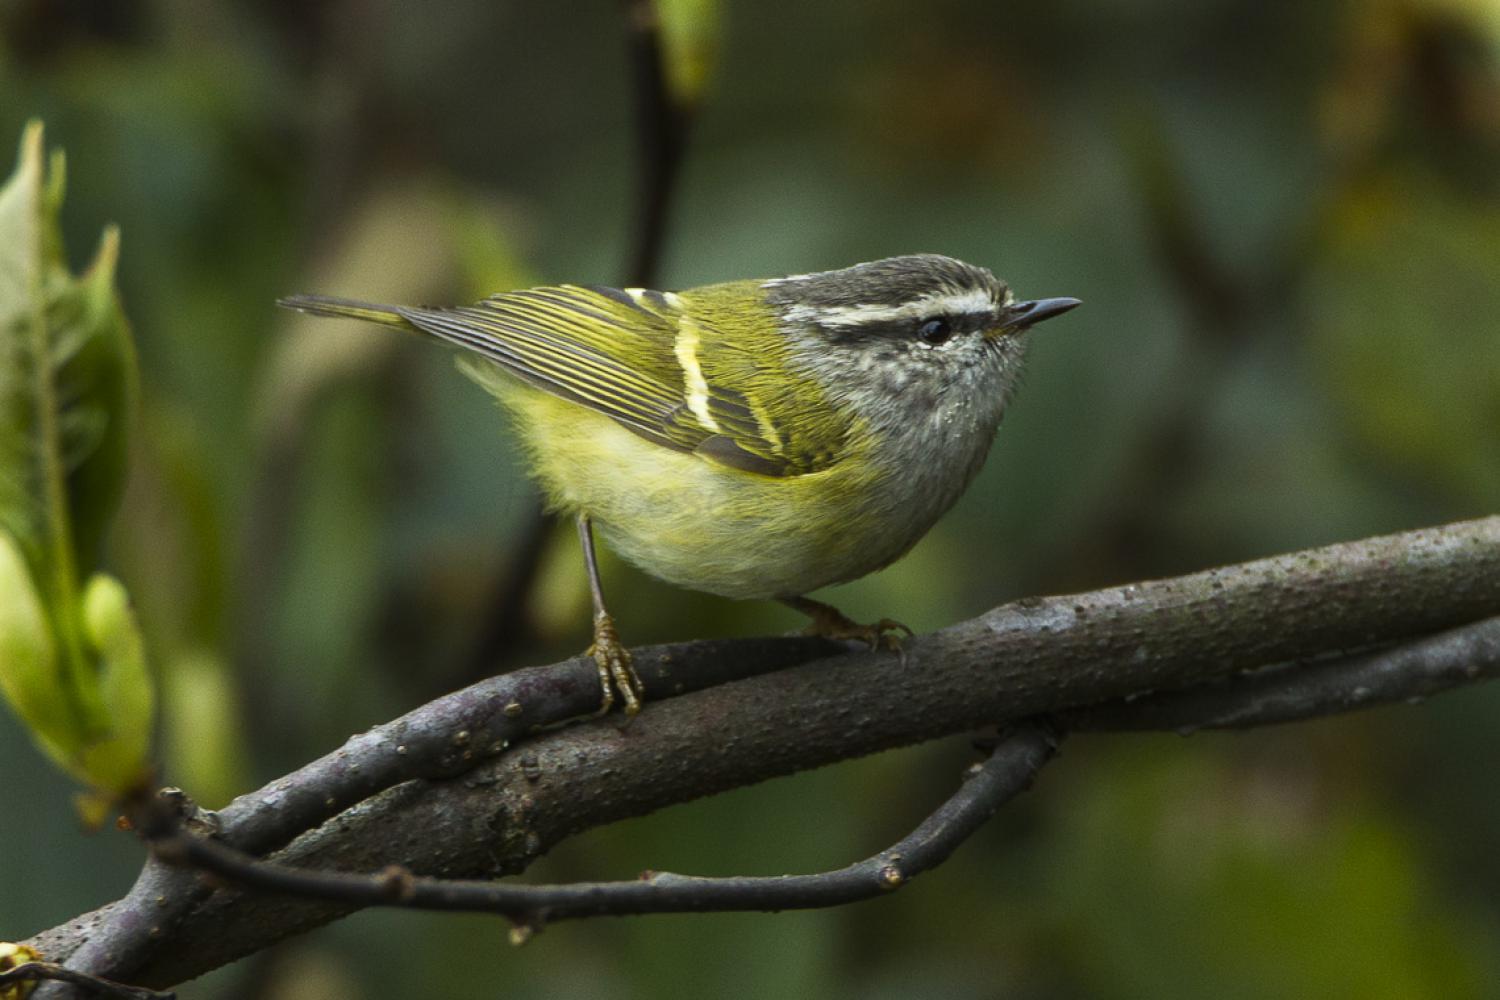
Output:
0 533 154 797
0 531 72 767
74 572 153 795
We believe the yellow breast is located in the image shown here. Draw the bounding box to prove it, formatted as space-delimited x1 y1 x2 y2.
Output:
498 386 928 600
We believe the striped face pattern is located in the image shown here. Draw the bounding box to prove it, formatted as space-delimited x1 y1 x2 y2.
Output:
762 254 1012 344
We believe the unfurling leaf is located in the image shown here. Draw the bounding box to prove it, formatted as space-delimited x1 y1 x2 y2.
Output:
0 120 151 799
74 572 154 794
0 122 138 597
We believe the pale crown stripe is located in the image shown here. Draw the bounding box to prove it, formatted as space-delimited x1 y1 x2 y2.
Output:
781 288 994 329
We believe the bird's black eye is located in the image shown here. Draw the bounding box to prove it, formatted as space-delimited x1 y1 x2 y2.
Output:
917 317 953 344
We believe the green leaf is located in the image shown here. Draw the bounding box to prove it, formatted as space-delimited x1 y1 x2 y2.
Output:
58 227 138 571
0 120 150 797
0 123 56 582
0 122 138 606
0 529 69 762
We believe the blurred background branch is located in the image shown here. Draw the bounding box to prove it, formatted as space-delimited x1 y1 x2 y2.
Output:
457 0 698 688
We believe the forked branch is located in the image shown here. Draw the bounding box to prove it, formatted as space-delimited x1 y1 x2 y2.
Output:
22 515 1500 993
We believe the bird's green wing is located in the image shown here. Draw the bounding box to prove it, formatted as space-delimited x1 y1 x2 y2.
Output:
395 284 845 477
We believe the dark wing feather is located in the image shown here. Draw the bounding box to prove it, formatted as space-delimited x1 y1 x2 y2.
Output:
396 296 693 449
396 285 709 455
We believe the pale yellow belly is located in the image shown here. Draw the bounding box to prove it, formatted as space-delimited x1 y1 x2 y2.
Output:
502 390 922 600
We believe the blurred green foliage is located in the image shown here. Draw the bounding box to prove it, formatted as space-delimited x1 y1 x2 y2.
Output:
657 0 722 105
2 0 1499 996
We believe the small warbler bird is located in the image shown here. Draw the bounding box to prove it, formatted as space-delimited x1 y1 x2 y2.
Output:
281 254 1078 714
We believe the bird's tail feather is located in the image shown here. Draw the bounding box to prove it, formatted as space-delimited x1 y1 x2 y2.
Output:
277 294 411 328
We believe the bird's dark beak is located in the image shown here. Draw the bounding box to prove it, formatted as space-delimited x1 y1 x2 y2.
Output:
1001 297 1082 332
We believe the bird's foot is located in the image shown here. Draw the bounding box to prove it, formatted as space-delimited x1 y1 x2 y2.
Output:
788 596 913 653
587 611 644 717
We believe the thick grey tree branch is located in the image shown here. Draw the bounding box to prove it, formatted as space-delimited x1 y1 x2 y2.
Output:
25 515 1500 991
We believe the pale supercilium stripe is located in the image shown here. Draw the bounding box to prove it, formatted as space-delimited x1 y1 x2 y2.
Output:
779 288 994 329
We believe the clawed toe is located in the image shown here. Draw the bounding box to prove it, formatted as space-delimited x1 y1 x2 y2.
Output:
784 596 912 656
588 612 643 717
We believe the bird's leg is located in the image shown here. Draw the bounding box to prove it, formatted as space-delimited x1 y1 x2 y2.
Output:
781 595 913 652
578 513 644 716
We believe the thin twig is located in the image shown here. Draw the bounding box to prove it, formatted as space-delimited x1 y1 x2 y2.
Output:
458 0 693 681
1043 114 1315 588
456 504 551 681
620 0 692 288
1064 614 1500 733
0 963 172 1000
142 722 1060 928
